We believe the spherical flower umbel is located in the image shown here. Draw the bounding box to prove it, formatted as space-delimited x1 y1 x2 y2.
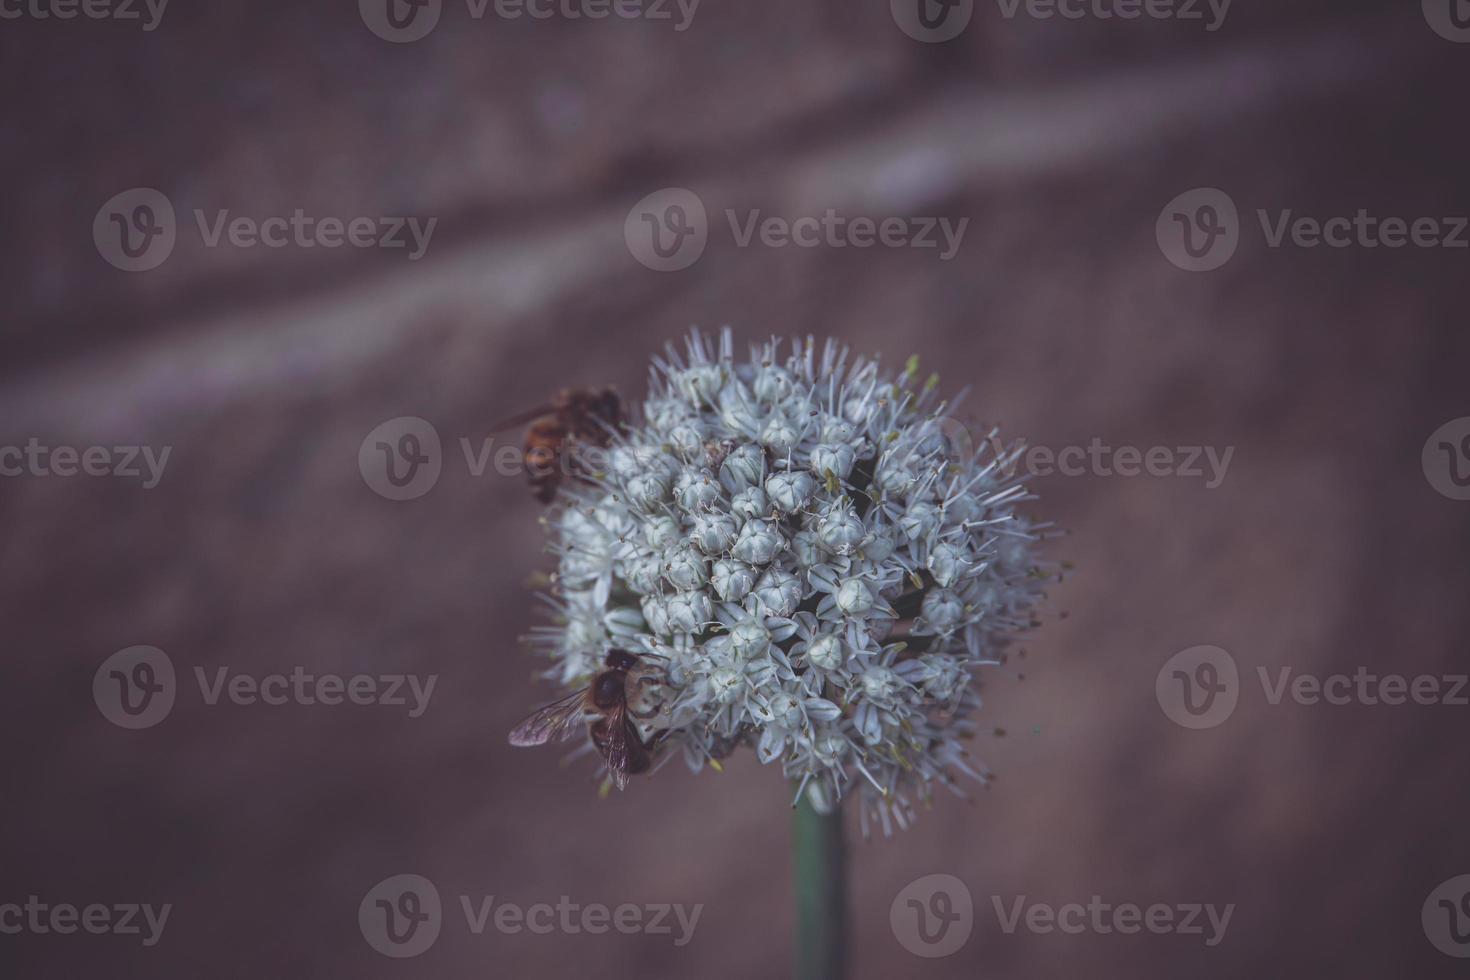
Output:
523 329 1055 836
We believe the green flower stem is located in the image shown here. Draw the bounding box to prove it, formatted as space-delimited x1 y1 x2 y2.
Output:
793 788 847 980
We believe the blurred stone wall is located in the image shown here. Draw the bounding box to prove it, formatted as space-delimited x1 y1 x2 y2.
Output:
3 2 1469 979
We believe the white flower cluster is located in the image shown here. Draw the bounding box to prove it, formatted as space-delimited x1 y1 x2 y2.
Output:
530 329 1052 835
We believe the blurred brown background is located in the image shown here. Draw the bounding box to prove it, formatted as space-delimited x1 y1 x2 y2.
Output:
3 1 1470 977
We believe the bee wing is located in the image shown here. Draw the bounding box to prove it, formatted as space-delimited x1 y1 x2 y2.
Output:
508 688 591 746
489 404 556 433
598 704 635 790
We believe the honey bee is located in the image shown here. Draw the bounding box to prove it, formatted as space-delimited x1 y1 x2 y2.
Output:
508 649 667 789
491 387 624 503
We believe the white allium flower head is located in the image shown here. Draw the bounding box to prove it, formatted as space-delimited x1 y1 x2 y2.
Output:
529 329 1054 836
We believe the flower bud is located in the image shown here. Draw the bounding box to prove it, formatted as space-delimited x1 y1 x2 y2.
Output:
920 655 965 700
809 442 855 481
689 512 737 555
927 541 966 587
877 455 920 496
619 550 663 594
729 486 769 523
836 577 875 615
812 731 848 765
643 514 681 550
730 620 771 660
821 417 857 444
640 595 671 635
761 414 800 454
607 444 650 479
752 364 793 402
807 633 844 670
817 502 865 556
644 397 693 432
899 501 940 541
674 467 721 512
667 419 707 455
720 443 765 492
732 519 783 565
921 587 965 628
860 533 894 563
677 365 723 404
709 559 755 603
765 471 815 514
666 591 712 633
753 568 802 618
770 692 803 725
790 530 822 568
663 544 709 590
860 665 900 701
709 668 743 704
625 470 670 507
